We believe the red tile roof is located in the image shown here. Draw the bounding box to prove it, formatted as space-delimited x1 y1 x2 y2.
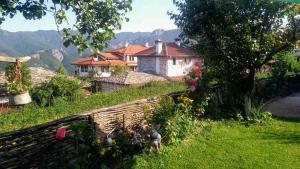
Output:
71 57 125 66
98 52 121 60
105 45 149 55
71 45 149 66
134 42 198 58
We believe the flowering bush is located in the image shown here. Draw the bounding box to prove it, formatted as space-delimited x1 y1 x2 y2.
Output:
150 95 194 144
185 61 202 92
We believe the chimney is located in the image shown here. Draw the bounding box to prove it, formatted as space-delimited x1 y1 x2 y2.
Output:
175 38 181 46
125 41 129 47
145 42 149 48
155 39 163 54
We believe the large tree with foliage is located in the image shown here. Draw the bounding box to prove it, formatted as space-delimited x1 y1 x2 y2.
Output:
171 0 299 118
0 0 132 54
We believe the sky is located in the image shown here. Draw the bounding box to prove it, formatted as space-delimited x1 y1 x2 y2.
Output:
0 0 178 33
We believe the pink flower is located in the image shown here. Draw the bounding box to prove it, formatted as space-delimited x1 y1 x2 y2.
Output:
187 79 196 86
189 85 196 92
194 61 201 67
56 128 67 140
193 69 202 76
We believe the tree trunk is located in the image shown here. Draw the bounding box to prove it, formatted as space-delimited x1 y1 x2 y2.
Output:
244 68 255 119
244 93 251 119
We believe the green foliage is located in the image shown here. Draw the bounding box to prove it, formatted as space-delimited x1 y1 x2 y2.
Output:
126 118 300 169
150 95 194 144
272 52 300 79
5 62 32 94
56 64 68 75
0 0 132 54
171 0 299 117
31 75 82 106
111 65 129 75
249 106 273 123
0 82 186 133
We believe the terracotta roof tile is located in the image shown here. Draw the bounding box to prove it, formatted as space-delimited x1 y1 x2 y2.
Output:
134 42 198 58
98 52 121 60
105 45 149 55
71 45 149 66
71 57 125 66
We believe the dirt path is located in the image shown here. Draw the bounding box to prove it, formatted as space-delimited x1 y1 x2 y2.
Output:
264 92 300 119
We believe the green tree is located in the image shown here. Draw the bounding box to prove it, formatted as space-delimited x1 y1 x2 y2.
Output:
171 0 299 118
56 64 68 75
0 0 132 54
111 65 129 75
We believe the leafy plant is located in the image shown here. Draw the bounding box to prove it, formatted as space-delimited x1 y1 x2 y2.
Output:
31 75 82 106
249 106 273 123
56 64 68 75
111 65 129 75
5 62 32 94
150 95 194 144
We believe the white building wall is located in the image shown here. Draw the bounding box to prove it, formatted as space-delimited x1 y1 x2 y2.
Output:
126 55 138 62
76 65 111 77
167 58 200 77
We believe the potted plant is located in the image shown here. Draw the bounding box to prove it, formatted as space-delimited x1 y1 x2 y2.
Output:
5 59 32 105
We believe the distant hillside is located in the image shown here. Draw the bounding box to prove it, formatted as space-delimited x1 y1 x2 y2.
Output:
0 29 180 72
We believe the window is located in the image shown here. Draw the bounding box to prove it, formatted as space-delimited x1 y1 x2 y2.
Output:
173 58 176 65
184 58 187 63
81 65 88 72
129 56 134 61
101 66 109 72
189 58 192 63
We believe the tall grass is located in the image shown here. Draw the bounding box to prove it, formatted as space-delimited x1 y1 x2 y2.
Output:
0 82 186 133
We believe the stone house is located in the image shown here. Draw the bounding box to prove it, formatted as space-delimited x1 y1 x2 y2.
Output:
71 44 149 77
134 40 200 79
93 71 167 92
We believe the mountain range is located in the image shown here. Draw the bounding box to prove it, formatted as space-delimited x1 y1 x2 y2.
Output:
0 29 180 73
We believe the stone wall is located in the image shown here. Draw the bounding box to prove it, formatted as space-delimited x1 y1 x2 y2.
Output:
101 82 126 92
137 56 156 74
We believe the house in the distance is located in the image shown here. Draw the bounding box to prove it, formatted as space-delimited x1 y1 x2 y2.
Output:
93 71 167 92
71 44 149 77
135 40 200 79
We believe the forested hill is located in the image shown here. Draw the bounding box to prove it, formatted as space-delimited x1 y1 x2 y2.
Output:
0 29 179 72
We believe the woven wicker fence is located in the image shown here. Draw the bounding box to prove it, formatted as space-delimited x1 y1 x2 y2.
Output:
0 115 89 169
0 93 179 169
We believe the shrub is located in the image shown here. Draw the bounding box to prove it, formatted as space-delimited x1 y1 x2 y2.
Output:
111 65 129 75
31 75 82 106
150 95 194 144
56 64 68 75
249 106 272 123
272 52 300 79
5 62 31 94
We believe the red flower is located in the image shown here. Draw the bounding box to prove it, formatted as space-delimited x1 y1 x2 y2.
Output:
187 79 196 86
193 68 202 76
56 128 67 140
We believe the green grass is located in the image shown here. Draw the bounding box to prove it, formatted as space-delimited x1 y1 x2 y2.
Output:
126 118 300 169
0 82 186 133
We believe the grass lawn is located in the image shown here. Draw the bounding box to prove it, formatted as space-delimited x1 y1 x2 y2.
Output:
126 118 300 169
0 82 186 133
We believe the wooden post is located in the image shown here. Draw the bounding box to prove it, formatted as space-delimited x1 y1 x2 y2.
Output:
123 114 125 131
